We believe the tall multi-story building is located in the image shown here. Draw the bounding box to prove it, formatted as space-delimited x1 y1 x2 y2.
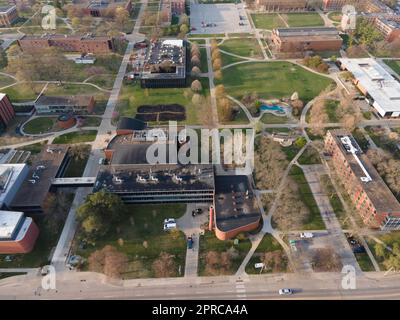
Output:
18 34 115 54
373 17 400 42
325 130 400 230
0 94 15 131
255 0 307 12
0 5 18 27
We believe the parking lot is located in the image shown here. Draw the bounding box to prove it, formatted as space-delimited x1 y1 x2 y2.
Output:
190 3 252 35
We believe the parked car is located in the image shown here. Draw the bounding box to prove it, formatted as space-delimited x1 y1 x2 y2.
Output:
278 288 293 295
300 232 314 239
187 236 194 249
163 218 177 231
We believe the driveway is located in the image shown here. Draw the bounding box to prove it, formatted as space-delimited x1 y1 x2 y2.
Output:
177 203 210 277
300 164 362 275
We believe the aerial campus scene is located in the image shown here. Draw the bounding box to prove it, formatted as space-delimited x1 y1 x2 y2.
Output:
1 0 400 305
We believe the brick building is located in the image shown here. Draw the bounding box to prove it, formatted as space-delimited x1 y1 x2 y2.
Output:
255 0 307 12
373 17 400 42
0 94 15 131
0 5 18 27
271 27 343 54
18 34 115 54
0 210 39 254
325 130 400 230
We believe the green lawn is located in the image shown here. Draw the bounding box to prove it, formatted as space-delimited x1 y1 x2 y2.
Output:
384 60 400 76
75 204 187 279
221 62 333 103
199 47 209 73
325 100 340 122
81 117 102 127
284 13 324 27
116 81 209 125
260 113 289 124
23 117 58 134
327 12 342 22
53 130 97 144
0 272 26 280
319 174 349 229
290 165 324 230
245 234 289 274
88 74 115 90
2 83 45 102
298 146 322 165
219 38 263 59
220 52 244 67
355 252 375 272
251 13 286 29
198 231 252 276
45 83 107 97
0 74 16 88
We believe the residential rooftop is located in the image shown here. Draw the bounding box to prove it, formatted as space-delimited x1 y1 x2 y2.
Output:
339 58 400 116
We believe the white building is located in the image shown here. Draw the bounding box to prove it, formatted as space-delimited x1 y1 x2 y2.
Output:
0 164 29 209
339 58 400 118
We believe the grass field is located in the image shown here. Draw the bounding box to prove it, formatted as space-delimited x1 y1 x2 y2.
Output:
283 13 324 27
198 231 252 276
220 52 244 67
325 100 340 122
221 62 333 103
2 83 45 102
298 146 322 165
327 11 342 22
116 80 210 125
290 165 324 230
75 204 187 279
23 117 58 134
219 38 263 59
251 13 286 29
384 60 400 76
245 234 289 274
260 113 289 124
0 74 16 88
53 130 97 144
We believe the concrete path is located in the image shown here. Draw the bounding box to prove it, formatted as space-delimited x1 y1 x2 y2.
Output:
177 203 210 277
300 164 362 275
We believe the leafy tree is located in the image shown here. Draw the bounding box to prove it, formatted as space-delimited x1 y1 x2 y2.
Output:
114 6 130 31
180 23 189 34
191 79 202 92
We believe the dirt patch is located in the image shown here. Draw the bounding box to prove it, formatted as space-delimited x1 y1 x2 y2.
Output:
135 104 186 122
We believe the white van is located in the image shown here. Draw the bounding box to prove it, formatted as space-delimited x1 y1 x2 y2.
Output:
300 232 314 239
163 222 177 231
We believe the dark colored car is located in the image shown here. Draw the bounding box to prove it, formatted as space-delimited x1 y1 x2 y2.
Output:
187 236 194 249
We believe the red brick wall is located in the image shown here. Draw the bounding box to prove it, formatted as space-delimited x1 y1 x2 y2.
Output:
0 220 39 254
0 94 15 126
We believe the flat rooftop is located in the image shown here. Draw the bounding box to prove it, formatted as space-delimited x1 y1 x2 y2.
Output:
275 27 339 37
93 164 215 193
0 210 24 240
329 129 400 214
35 95 93 106
21 34 111 41
339 58 400 115
0 164 28 207
11 145 69 209
142 39 186 80
214 175 261 233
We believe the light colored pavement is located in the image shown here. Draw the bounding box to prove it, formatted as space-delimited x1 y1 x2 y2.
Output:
177 204 210 277
300 164 362 274
2 270 400 299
